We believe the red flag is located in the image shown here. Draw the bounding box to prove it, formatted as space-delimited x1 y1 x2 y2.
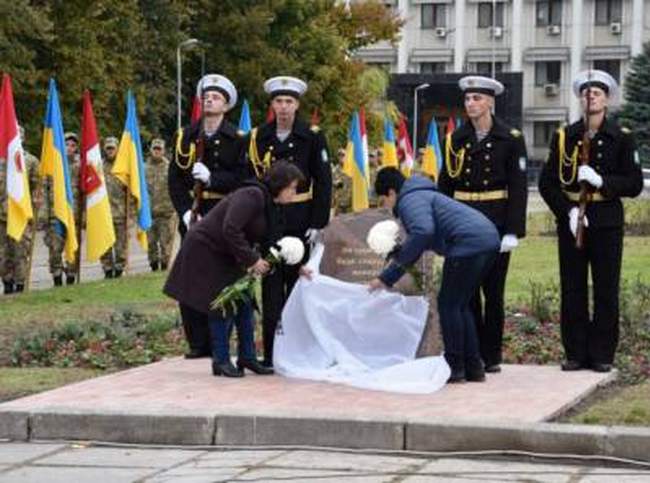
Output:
396 115 415 175
266 105 275 123
310 108 320 127
80 91 102 194
190 95 202 124
445 116 456 135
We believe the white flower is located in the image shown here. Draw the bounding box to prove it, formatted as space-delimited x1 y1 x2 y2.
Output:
270 236 305 265
367 220 400 257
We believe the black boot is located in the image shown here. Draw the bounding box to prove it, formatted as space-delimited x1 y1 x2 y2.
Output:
465 357 486 382
104 269 114 279
66 275 76 285
114 269 123 278
445 354 465 383
14 283 25 293
212 361 244 377
184 349 211 359
53 275 63 287
150 261 159 272
3 280 15 294
237 358 274 375
561 360 585 371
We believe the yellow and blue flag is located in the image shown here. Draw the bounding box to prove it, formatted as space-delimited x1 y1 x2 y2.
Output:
342 110 369 212
39 79 77 263
238 99 252 135
382 116 398 168
422 116 443 180
112 90 152 250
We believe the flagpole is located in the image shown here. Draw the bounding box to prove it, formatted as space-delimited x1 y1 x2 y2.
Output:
75 189 84 283
124 187 130 275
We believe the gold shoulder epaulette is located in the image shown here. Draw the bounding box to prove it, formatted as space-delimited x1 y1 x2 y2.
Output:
510 128 521 138
310 125 321 133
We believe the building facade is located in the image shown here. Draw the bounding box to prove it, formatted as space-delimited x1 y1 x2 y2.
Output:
354 0 648 167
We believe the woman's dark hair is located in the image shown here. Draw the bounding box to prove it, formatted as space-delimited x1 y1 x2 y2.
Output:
375 167 405 196
263 160 305 197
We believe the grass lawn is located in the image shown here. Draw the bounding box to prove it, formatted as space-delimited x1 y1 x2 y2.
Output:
567 382 650 426
0 367 102 402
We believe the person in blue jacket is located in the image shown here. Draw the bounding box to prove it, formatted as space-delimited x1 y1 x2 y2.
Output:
369 168 500 383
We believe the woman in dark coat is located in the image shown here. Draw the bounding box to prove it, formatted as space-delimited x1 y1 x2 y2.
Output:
164 161 305 377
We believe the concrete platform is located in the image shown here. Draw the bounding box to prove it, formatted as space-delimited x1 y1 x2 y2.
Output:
3 358 646 463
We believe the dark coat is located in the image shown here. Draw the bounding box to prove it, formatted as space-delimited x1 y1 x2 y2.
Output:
168 119 248 219
246 118 332 236
538 116 643 228
379 176 500 287
438 116 528 237
163 183 278 314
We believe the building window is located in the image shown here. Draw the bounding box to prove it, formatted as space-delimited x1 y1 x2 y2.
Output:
478 2 504 28
593 59 621 83
595 0 622 25
535 61 561 86
536 0 562 27
421 62 446 74
534 121 560 147
421 4 446 29
476 62 504 75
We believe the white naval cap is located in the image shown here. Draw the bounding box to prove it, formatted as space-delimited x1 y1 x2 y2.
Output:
263 76 308 99
572 69 618 99
196 74 238 111
458 75 505 97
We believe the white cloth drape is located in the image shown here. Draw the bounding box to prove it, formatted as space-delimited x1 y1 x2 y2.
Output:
273 244 450 394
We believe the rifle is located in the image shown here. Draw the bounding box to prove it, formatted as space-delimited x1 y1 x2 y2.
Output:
189 126 205 226
575 74 593 249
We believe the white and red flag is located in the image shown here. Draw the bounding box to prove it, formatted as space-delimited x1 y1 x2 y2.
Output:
396 115 415 177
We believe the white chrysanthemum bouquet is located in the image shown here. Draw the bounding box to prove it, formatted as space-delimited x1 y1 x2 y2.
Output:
210 236 305 316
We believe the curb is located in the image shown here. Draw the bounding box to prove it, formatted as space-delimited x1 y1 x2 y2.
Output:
1 410 649 462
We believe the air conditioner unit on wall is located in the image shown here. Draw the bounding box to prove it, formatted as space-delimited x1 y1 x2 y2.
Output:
544 83 559 96
488 26 503 38
610 22 622 35
547 25 561 36
435 27 447 38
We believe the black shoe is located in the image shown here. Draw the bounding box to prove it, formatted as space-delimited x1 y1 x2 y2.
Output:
485 364 501 373
591 363 613 373
212 361 244 377
447 367 466 383
465 358 486 382
104 270 114 279
114 269 123 278
261 359 274 368
237 358 274 375
150 262 159 272
3 280 15 294
53 275 63 287
184 349 211 359
66 275 76 285
561 360 585 371
14 283 24 293
161 262 168 271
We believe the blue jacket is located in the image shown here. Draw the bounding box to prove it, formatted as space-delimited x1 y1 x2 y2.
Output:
379 176 500 287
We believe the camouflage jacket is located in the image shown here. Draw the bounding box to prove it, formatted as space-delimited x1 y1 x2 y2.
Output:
103 155 132 221
146 155 174 216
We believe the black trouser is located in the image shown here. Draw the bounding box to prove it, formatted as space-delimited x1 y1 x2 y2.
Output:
557 222 623 365
179 304 211 355
261 261 301 365
470 251 511 367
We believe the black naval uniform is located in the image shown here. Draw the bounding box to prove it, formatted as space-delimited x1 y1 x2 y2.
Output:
168 120 248 356
438 116 528 368
248 118 332 364
538 117 643 366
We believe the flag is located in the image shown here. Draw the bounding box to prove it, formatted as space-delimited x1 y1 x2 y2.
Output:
0 74 33 241
446 116 456 136
396 116 414 177
359 107 369 169
39 79 77 262
342 110 369 212
238 99 252 135
112 90 152 250
266 105 275 123
422 116 443 180
190 95 201 124
382 116 398 168
81 90 115 261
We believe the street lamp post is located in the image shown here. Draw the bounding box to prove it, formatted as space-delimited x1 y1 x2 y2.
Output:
176 38 200 131
412 83 430 153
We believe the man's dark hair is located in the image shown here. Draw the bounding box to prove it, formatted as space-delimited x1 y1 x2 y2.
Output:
263 160 305 197
375 167 405 197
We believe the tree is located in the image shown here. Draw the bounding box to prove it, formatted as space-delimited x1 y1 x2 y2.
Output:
619 42 650 168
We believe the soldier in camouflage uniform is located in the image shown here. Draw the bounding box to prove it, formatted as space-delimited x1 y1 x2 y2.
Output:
146 138 175 271
100 136 134 278
368 149 380 208
0 128 42 294
331 148 351 215
44 132 80 286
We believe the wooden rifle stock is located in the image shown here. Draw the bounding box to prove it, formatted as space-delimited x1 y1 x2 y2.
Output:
190 132 205 226
575 82 593 249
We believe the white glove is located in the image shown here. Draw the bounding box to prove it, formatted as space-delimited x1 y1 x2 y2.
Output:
568 207 588 238
192 162 211 184
499 234 519 253
182 210 201 228
305 228 320 244
577 165 603 188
